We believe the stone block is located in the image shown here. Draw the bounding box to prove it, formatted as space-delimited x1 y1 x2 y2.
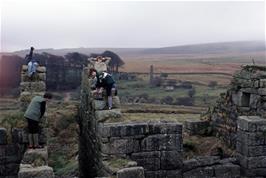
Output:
258 88 266 95
145 170 182 178
92 100 106 110
184 120 209 135
141 134 182 151
21 147 48 166
183 156 220 172
131 151 161 171
160 151 182 170
18 165 54 178
237 116 266 132
20 82 46 92
22 65 28 72
148 122 182 134
21 73 46 82
260 79 266 88
117 167 145 178
231 91 242 106
99 123 148 138
183 166 214 178
95 109 122 122
101 138 140 155
36 66 46 73
239 88 258 94
214 164 240 178
4 163 20 176
254 80 260 88
249 94 260 109
4 144 22 164
247 145 266 157
0 128 7 145
237 154 266 169
236 130 265 146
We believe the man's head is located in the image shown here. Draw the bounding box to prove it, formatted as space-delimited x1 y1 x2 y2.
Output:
43 92 52 101
89 68 97 78
96 56 103 62
30 47 34 51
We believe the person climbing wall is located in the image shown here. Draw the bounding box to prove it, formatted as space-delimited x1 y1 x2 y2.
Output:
89 68 117 110
24 92 52 149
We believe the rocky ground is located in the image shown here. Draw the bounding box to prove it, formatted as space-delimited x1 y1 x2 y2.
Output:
0 92 233 177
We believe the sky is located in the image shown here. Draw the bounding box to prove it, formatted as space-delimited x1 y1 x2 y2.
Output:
0 0 265 52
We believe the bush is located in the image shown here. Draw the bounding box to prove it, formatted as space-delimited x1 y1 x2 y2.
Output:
161 96 173 105
160 73 168 78
175 97 194 106
208 81 218 88
151 77 161 87
188 88 196 98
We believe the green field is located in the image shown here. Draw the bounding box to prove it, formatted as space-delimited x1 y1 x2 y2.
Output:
117 73 228 107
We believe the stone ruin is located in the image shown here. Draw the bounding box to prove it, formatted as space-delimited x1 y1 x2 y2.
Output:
0 65 54 178
78 64 266 178
2 63 266 178
201 65 266 147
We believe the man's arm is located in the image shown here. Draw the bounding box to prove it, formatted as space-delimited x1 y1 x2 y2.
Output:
40 101 46 118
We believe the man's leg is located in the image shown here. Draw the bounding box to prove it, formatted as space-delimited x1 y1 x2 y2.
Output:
28 134 33 148
32 121 41 148
108 96 112 110
33 133 40 148
27 119 34 149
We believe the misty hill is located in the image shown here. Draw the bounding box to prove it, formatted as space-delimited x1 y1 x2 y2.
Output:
140 41 266 55
6 41 265 59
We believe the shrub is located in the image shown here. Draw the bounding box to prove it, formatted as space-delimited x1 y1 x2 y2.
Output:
208 81 218 88
175 97 194 106
160 73 168 78
161 96 173 105
188 88 196 98
151 77 161 87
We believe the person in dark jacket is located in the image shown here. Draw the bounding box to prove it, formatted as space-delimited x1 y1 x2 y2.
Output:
24 92 52 149
89 68 116 110
25 46 35 64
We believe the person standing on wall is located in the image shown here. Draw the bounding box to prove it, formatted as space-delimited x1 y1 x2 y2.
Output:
24 93 52 149
25 46 39 79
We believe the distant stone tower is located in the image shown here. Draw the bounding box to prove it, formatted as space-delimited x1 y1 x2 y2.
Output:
19 65 46 111
149 65 154 85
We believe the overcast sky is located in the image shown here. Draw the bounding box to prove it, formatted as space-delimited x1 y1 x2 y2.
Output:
0 0 265 52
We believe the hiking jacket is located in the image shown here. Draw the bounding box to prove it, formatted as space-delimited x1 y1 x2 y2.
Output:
24 96 46 122
96 72 115 88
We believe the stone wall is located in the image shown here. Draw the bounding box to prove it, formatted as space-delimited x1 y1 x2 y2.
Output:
237 116 266 177
0 127 48 178
78 67 103 178
0 128 25 178
20 65 46 111
99 122 183 178
183 156 240 178
203 65 266 148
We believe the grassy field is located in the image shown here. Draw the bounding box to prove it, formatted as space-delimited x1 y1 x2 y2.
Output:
117 74 227 107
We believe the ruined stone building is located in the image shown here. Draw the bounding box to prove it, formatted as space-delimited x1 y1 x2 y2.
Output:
1 64 266 178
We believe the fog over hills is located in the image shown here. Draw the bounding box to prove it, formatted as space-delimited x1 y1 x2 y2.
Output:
1 41 265 60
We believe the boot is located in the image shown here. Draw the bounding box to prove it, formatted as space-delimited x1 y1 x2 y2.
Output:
28 134 34 149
